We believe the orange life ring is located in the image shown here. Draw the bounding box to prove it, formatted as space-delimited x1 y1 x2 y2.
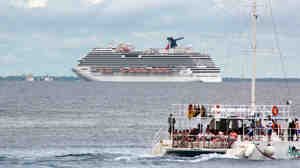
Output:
272 105 279 116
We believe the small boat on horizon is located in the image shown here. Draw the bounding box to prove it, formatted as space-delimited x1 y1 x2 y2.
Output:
43 75 54 82
26 74 35 82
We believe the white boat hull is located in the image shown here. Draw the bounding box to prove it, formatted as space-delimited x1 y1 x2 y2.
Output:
227 139 300 160
73 68 222 83
152 140 227 157
153 139 300 160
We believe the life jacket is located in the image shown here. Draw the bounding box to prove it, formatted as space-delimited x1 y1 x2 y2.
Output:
296 121 299 129
272 105 279 116
187 105 194 119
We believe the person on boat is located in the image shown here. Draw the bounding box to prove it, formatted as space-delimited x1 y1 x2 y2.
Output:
197 129 205 142
204 126 210 138
177 130 183 139
187 104 194 119
194 104 201 117
239 123 248 141
217 131 225 148
200 105 206 117
197 123 203 134
288 119 293 141
229 129 238 143
190 128 198 141
204 126 212 148
179 130 187 147
173 129 179 147
295 118 299 141
266 116 273 142
196 130 202 140
177 130 184 147
248 124 254 141
272 120 281 136
186 129 192 142
168 113 176 136
257 119 264 136
288 119 296 141
204 125 210 135
182 129 193 148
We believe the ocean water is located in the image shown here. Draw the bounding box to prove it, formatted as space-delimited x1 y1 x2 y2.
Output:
0 80 299 168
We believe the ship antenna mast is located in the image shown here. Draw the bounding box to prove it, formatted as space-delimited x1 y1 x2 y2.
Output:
251 0 257 109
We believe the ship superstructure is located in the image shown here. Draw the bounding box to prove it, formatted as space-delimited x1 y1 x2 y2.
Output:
72 37 221 82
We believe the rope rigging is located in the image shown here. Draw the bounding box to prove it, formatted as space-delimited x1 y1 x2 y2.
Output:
267 0 291 101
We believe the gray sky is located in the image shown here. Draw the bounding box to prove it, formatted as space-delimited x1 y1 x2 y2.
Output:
1 0 299 77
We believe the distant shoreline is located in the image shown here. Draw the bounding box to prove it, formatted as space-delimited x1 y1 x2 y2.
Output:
0 76 78 81
222 77 300 82
0 76 299 81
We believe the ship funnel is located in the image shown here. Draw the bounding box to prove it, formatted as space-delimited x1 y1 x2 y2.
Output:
166 37 184 49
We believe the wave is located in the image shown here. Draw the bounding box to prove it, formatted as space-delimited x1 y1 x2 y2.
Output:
0 146 239 165
0 156 11 161
146 153 239 163
52 148 239 163
188 153 239 163
55 153 100 158
0 146 149 161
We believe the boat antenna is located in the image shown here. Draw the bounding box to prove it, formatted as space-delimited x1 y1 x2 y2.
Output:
251 0 257 109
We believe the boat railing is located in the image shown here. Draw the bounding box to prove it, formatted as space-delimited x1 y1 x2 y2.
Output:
171 104 291 120
171 134 232 149
169 127 300 150
251 127 300 143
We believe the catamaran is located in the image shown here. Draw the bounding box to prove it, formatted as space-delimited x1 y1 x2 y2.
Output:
152 104 300 159
151 0 300 160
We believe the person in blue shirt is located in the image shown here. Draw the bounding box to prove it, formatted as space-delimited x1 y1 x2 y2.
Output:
248 124 254 141
266 116 273 142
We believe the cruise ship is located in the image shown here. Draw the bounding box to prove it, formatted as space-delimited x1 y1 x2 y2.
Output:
72 37 222 82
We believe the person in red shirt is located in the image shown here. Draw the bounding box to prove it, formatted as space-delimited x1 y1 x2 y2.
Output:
296 118 299 141
229 130 238 143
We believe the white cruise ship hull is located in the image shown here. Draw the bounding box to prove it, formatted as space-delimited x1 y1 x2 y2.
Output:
73 68 222 82
73 44 222 82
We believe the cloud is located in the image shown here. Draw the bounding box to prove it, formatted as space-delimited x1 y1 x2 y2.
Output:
10 0 48 9
9 0 25 8
87 0 105 5
2 0 300 77
28 0 48 8
211 0 253 17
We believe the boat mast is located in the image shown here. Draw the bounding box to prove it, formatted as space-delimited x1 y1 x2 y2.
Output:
251 0 257 108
